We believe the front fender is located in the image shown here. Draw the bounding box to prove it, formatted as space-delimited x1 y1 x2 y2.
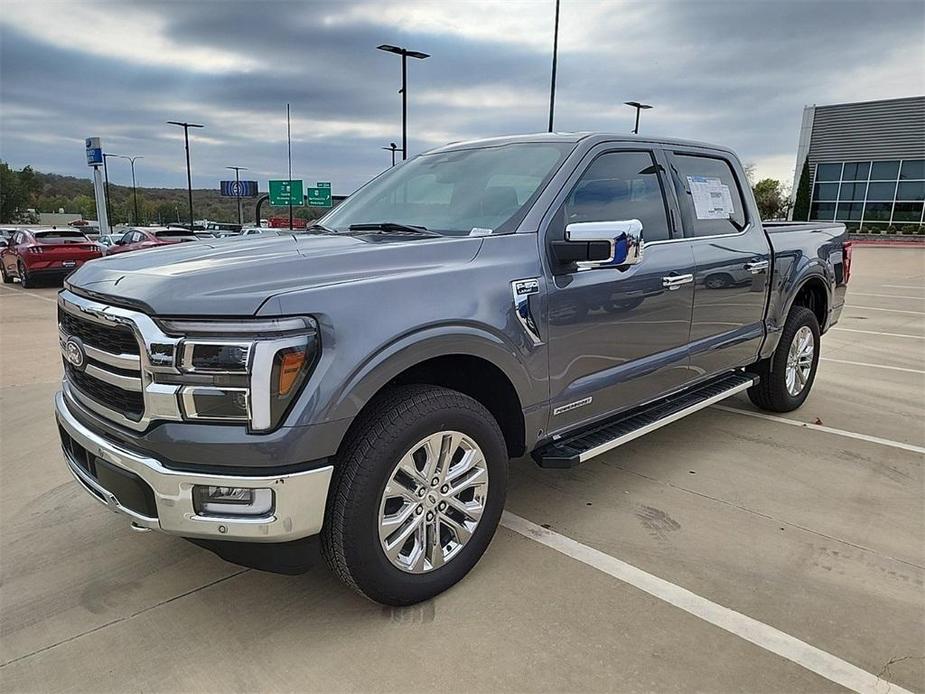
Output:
328 324 537 423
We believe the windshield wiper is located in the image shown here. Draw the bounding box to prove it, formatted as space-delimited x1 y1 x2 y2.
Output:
348 222 437 236
308 223 336 233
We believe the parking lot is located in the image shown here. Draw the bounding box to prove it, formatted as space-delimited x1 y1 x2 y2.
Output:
0 246 922 692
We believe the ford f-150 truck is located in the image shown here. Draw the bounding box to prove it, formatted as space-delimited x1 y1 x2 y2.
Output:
55 133 849 605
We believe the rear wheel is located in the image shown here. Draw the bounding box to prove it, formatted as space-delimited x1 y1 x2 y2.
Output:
748 306 820 412
322 384 508 606
18 262 35 289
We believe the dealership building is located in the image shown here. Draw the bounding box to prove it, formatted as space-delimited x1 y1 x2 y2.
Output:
791 95 925 227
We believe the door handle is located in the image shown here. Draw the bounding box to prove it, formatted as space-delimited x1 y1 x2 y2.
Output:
745 260 769 274
662 273 694 290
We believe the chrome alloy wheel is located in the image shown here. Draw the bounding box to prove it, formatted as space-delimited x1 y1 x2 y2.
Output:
785 325 815 396
378 431 489 574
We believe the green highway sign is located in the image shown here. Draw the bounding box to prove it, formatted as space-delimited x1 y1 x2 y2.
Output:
317 181 331 189
269 179 304 206
307 186 332 207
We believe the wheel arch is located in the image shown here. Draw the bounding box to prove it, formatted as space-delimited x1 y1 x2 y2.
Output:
327 328 535 459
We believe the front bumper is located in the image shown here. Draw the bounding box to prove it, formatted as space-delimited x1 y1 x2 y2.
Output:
55 391 333 542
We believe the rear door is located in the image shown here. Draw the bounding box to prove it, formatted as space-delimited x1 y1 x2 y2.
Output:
544 145 696 433
664 150 771 377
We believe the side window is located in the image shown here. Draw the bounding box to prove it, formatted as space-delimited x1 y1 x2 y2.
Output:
562 151 671 243
670 153 747 237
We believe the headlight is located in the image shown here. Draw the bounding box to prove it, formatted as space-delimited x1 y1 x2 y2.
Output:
156 316 319 432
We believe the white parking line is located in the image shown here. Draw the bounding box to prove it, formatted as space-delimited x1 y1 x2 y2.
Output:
883 285 925 290
501 512 912 694
712 405 925 455
831 327 924 340
849 292 925 300
0 285 57 304
846 305 925 316
821 357 925 375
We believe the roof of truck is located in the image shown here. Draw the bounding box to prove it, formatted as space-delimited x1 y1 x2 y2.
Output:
429 132 735 156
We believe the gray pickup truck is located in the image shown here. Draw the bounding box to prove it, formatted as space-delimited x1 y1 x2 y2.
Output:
55 133 850 605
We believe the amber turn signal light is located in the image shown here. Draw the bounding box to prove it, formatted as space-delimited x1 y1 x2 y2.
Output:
278 350 306 396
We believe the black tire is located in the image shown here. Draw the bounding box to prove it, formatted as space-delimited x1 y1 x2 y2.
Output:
321 384 508 606
18 262 35 289
0 263 12 284
748 306 820 412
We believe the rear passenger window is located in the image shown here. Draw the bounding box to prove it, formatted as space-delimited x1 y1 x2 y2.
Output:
562 151 671 242
671 154 748 237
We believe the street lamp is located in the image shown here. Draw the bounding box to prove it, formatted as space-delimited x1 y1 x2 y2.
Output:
381 142 401 167
166 121 204 231
376 44 429 161
625 101 652 135
110 154 144 224
226 165 248 225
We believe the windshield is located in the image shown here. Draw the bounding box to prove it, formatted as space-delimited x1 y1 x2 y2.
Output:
35 231 89 243
322 142 574 236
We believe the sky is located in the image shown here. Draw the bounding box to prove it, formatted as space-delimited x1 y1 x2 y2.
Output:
1 0 923 196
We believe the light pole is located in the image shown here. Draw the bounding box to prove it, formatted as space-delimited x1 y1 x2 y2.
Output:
376 44 429 161
111 154 144 224
381 142 400 167
167 121 204 231
548 0 560 132
101 153 113 232
625 101 652 135
226 165 248 225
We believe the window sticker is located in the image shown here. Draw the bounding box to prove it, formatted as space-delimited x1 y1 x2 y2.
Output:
687 176 735 219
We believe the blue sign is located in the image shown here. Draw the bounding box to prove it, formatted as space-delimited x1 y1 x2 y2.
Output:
85 137 103 166
220 180 259 197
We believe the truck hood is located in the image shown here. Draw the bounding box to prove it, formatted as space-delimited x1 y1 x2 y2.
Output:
66 233 483 315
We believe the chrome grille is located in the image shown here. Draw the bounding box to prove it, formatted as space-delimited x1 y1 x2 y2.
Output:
58 307 139 355
59 305 146 424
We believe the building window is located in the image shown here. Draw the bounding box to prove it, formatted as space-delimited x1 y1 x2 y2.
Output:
816 163 842 181
867 182 897 200
814 182 839 200
810 202 836 221
893 202 924 223
870 161 900 180
897 181 925 202
899 160 925 180
810 158 924 227
841 162 870 181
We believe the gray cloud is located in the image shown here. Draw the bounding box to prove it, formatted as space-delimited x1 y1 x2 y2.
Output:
1 0 922 195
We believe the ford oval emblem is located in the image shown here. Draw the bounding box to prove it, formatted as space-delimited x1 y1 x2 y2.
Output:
64 337 86 370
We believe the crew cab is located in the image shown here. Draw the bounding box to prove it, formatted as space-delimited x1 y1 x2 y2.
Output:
106 226 199 255
54 133 849 606
1 228 102 287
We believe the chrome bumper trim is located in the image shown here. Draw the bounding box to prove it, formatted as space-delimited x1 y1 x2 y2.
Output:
55 391 332 542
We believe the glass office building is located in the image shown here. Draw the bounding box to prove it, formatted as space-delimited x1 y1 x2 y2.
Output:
791 96 925 228
810 158 925 227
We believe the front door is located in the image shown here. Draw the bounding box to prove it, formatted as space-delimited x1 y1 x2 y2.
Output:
544 147 695 435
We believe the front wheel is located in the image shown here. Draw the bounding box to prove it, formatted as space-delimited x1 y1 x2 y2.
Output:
322 384 508 606
0 262 13 284
748 306 820 412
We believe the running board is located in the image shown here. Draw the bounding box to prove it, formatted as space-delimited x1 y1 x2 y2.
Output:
533 372 758 468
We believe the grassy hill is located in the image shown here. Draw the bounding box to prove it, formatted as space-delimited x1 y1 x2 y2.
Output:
3 164 325 225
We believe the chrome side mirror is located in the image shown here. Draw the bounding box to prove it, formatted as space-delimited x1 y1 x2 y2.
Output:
565 219 644 269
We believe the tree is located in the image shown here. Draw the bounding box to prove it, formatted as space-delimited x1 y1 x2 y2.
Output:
792 157 811 221
752 178 789 221
1 161 40 222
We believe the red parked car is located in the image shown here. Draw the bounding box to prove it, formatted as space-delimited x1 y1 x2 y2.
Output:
106 226 199 255
1 228 102 288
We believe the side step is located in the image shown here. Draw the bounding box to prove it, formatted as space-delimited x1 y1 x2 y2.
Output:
533 372 757 468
